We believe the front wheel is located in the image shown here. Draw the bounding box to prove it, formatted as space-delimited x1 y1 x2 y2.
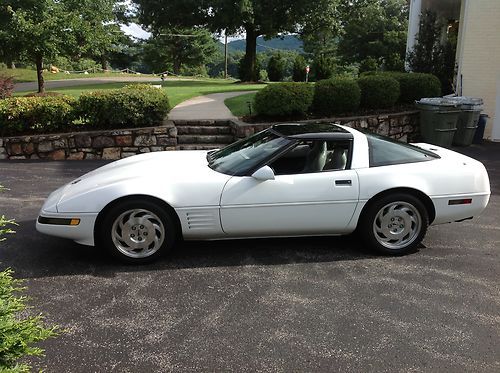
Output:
360 194 429 255
97 199 176 264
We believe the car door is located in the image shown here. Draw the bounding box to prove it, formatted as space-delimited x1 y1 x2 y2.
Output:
219 140 360 237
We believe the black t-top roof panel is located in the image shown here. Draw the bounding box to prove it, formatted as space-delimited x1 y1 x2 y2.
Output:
271 122 354 140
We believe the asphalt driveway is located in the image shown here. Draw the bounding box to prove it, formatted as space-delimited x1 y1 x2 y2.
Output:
0 143 499 372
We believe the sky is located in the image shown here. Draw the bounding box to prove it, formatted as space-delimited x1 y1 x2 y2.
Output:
120 22 243 42
120 1 243 42
121 23 151 40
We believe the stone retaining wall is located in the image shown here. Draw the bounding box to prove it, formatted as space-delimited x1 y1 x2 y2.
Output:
0 121 178 160
0 111 420 160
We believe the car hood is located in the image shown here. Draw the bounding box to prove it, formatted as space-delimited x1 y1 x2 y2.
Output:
42 150 230 213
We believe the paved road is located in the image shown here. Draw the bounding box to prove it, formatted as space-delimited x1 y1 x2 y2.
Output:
14 76 180 92
168 91 257 121
0 143 499 372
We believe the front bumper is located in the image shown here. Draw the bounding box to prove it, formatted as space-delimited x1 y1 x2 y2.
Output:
36 210 98 246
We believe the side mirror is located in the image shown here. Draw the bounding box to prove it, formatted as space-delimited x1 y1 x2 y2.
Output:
251 166 275 181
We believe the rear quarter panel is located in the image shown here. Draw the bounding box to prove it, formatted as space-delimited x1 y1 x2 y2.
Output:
354 157 490 225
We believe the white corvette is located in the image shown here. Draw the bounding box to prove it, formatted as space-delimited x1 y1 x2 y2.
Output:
37 123 490 263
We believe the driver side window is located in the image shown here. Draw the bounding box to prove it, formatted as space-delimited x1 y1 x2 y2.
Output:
269 140 350 176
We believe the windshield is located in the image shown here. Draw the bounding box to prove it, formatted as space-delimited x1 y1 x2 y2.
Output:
207 130 292 175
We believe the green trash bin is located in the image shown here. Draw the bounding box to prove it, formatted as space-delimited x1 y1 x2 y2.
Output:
416 98 460 147
447 97 483 146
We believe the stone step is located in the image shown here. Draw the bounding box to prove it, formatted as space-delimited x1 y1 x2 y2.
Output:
178 144 229 151
176 126 232 136
177 135 234 144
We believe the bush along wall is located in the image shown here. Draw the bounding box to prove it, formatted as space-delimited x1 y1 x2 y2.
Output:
78 84 170 129
254 82 314 118
0 84 171 137
0 96 76 136
396 73 441 104
312 78 361 116
358 75 400 109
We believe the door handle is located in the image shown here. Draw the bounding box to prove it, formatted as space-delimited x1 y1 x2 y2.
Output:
335 180 352 186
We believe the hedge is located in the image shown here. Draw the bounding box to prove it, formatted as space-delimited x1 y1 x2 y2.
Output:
312 78 361 116
78 84 170 128
396 73 441 104
0 96 76 136
0 85 170 136
362 72 442 104
358 75 400 109
254 82 314 117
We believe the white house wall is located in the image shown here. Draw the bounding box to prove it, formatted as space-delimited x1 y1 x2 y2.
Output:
458 0 500 140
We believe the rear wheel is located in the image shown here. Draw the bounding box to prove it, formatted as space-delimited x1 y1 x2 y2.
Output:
360 193 429 255
97 199 176 264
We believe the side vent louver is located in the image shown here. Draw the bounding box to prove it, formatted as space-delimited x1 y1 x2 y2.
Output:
186 211 217 230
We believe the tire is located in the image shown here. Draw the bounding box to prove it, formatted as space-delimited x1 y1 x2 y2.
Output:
359 193 429 255
97 198 176 264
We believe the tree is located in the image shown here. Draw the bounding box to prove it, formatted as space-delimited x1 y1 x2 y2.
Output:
0 1 69 92
142 27 218 75
292 55 307 82
267 53 286 82
64 0 128 70
134 0 309 81
311 55 336 81
337 0 408 71
108 35 145 72
0 0 124 93
408 10 458 94
300 0 341 57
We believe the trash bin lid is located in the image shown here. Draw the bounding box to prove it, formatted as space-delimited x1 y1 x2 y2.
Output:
446 96 484 109
417 97 459 107
447 96 484 105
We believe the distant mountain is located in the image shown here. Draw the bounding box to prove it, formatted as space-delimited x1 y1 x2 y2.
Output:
225 35 303 53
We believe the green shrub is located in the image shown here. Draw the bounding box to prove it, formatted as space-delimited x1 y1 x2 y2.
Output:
0 96 76 136
312 55 336 81
358 72 441 104
312 78 361 116
0 268 59 372
0 185 58 372
78 84 170 128
358 75 400 109
254 83 314 117
259 69 269 82
359 57 379 74
50 56 100 72
292 55 307 82
397 73 441 103
267 54 286 82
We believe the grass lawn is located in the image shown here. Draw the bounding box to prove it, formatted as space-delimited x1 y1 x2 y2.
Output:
1 68 144 83
14 79 266 108
224 92 257 117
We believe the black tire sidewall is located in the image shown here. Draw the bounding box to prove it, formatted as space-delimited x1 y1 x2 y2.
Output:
97 199 176 264
361 193 429 255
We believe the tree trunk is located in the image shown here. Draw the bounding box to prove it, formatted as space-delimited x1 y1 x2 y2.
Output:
101 55 108 71
243 26 259 82
173 59 181 75
6 58 15 69
36 55 45 94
